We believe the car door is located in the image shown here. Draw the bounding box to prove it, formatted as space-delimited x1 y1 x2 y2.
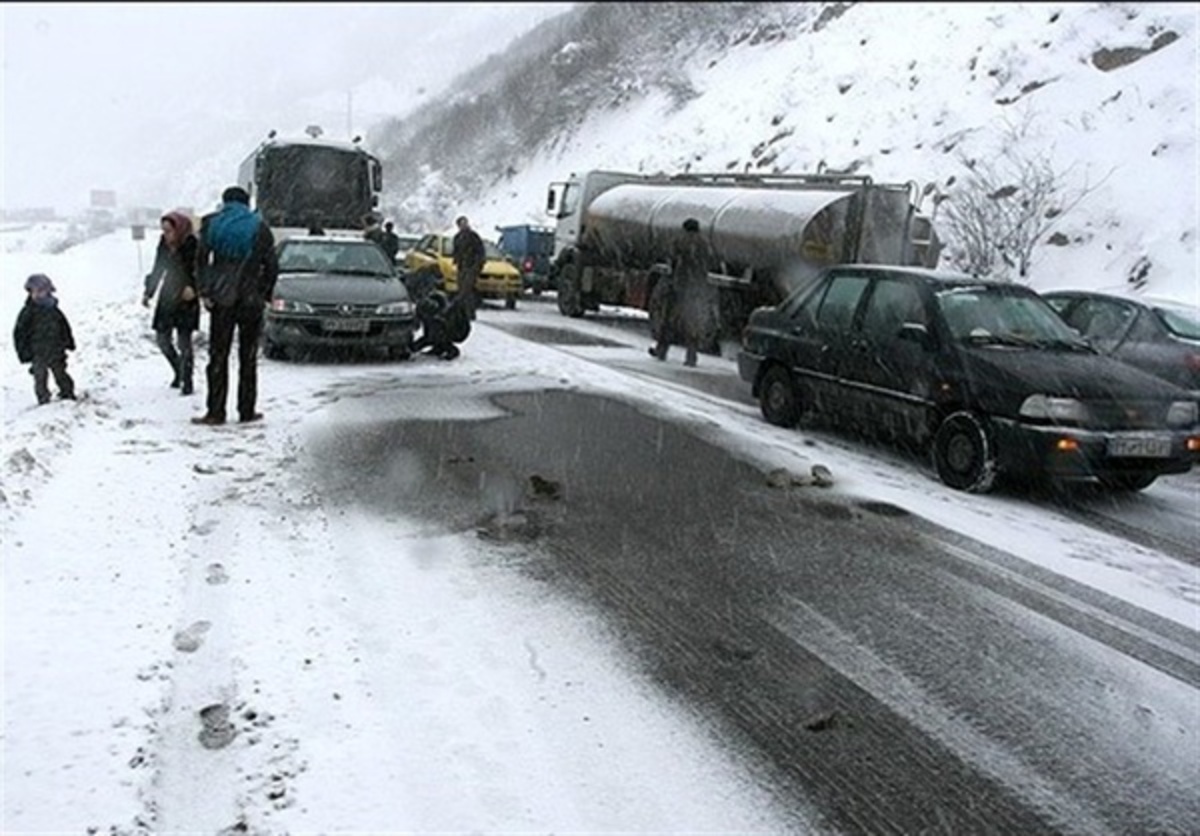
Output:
1111 305 1199 390
840 275 938 441
802 271 872 414
406 235 439 274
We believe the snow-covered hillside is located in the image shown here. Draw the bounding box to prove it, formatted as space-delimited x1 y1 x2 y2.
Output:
415 2 1196 304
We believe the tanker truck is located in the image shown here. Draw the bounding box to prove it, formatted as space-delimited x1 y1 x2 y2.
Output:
545 168 941 339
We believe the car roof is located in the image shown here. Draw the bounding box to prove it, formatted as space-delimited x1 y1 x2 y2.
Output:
827 264 1010 286
1039 288 1199 311
282 235 375 245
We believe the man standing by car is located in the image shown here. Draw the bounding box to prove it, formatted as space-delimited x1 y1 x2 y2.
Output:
452 215 485 321
380 221 403 263
192 186 278 426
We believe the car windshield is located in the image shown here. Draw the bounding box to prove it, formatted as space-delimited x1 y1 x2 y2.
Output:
937 285 1089 348
441 238 508 261
1152 302 1200 340
278 240 394 276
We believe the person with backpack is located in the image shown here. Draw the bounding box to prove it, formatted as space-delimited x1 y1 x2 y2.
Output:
192 186 278 425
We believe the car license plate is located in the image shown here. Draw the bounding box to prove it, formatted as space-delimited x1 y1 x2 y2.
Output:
323 318 369 333
1108 436 1172 458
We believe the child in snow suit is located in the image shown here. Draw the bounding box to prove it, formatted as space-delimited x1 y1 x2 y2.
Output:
13 273 77 405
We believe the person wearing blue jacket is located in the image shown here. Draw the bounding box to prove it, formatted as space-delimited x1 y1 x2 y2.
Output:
192 186 278 425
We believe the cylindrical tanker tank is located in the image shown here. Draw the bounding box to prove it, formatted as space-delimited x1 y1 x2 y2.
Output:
582 183 887 275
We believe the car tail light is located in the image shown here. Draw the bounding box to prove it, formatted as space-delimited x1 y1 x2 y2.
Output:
1055 436 1081 452
1186 353 1200 372
1187 436 1200 453
523 257 534 273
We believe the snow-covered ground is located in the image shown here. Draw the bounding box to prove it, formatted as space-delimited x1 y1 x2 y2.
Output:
2 218 1196 832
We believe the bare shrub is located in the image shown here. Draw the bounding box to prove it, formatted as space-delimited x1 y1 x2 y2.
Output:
934 114 1106 280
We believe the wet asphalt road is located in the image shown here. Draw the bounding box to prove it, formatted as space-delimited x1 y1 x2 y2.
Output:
308 387 1200 835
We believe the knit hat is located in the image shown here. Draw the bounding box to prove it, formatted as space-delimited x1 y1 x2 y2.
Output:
24 273 56 294
221 186 251 205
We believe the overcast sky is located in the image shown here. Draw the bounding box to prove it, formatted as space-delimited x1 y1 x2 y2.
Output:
1 2 572 213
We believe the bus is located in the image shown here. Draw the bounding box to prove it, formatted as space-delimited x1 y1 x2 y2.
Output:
236 132 383 235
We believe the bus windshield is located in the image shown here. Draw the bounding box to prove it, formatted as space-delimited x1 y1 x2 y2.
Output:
254 144 377 230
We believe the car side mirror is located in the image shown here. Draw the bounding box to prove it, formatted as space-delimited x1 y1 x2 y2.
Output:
898 322 934 350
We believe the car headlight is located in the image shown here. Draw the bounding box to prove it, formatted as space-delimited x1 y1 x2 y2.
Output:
375 300 413 316
1166 400 1198 428
1019 395 1089 423
270 298 314 314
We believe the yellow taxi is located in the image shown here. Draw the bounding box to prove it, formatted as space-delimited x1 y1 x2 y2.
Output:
404 231 522 309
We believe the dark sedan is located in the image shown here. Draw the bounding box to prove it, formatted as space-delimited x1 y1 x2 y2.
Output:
264 235 417 361
737 265 1200 492
1041 289 1200 396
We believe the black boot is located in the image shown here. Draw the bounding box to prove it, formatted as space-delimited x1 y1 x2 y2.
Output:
179 357 193 394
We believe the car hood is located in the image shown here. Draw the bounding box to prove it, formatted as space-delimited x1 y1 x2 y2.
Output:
482 258 520 278
960 344 1187 401
276 273 407 304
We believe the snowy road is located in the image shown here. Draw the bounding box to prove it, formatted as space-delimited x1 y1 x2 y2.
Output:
3 257 1196 834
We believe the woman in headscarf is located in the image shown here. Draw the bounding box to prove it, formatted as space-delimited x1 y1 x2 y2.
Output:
143 210 200 393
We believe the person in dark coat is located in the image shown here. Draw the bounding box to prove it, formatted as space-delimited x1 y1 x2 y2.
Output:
192 186 278 425
452 215 486 321
363 213 386 249
405 267 471 360
13 273 76 405
380 221 402 263
649 218 718 367
143 210 201 394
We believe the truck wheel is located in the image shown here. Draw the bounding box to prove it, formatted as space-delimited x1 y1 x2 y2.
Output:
557 262 585 318
760 365 803 428
932 411 997 493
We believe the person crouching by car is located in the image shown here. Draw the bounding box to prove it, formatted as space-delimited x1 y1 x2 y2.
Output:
143 210 200 394
405 267 471 360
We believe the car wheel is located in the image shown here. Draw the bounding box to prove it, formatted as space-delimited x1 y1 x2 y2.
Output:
557 261 585 318
264 340 286 361
760 365 802 428
505 295 517 310
1096 472 1157 492
389 346 411 361
933 411 997 493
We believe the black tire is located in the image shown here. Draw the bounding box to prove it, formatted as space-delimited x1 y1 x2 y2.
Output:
557 261 585 318
388 346 411 361
759 365 802 428
1096 472 1157 492
264 341 286 361
933 411 997 493
505 295 517 310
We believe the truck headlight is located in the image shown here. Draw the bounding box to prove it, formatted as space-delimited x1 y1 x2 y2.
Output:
1166 401 1198 427
1019 395 1088 423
